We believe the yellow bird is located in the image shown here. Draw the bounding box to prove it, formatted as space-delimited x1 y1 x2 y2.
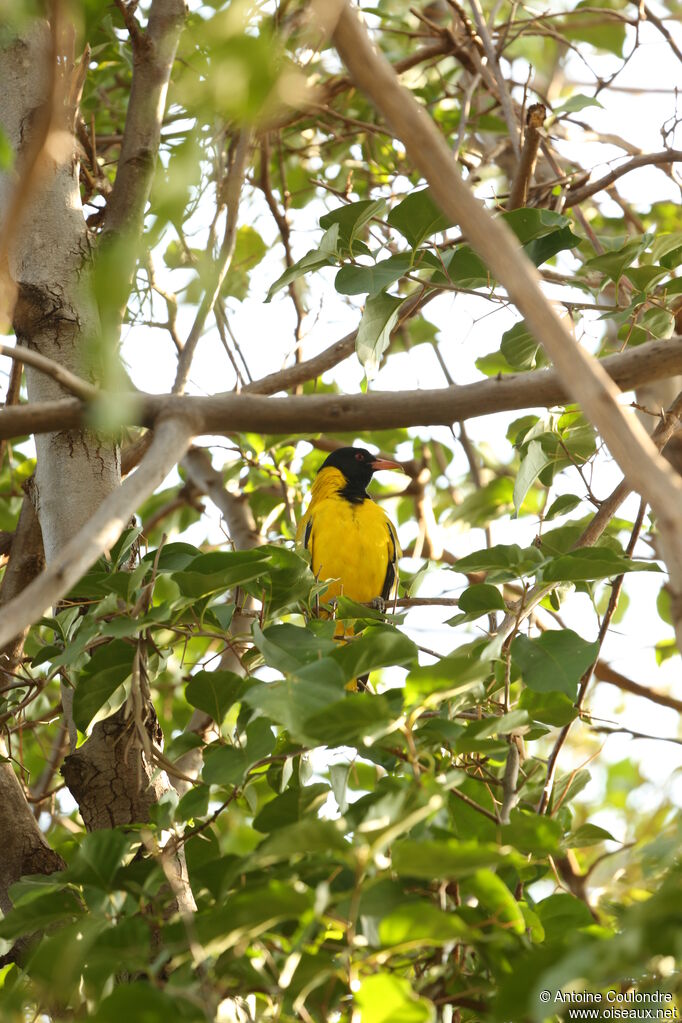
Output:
297 447 403 616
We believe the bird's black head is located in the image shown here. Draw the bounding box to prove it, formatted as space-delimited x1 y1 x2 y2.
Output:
320 447 402 503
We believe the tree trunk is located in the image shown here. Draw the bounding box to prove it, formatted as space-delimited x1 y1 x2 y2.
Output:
0 19 195 915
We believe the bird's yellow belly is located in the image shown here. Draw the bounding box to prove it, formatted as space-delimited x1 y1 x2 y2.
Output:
310 499 391 604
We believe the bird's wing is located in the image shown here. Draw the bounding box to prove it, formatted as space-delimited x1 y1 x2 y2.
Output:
381 518 401 602
296 505 314 560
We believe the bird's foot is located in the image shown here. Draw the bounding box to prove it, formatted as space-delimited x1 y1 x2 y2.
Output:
369 596 386 613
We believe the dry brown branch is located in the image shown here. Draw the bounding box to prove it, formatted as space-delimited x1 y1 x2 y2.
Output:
0 414 198 653
173 131 252 394
564 150 682 207
594 660 682 714
330 0 682 591
507 103 546 210
638 2 682 66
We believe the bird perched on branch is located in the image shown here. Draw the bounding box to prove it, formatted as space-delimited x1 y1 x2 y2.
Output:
297 447 403 621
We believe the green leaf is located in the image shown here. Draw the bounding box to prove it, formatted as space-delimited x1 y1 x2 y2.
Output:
266 223 339 301
525 225 582 267
511 629 599 697
392 839 519 879
539 547 661 583
73 639 135 732
96 982 203 1023
651 232 682 269
356 291 405 379
202 719 274 787
519 687 578 727
455 543 545 579
331 625 416 680
335 254 412 296
553 93 604 114
562 3 626 56
185 670 247 723
467 869 525 935
513 440 552 513
502 207 570 245
354 973 435 1023
252 622 338 673
379 902 467 947
253 819 350 864
66 829 135 889
109 525 142 569
545 494 582 520
303 692 398 746
252 782 330 832
568 823 616 848
141 542 201 572
171 549 271 597
536 891 595 937
439 245 489 286
221 225 267 300
501 810 563 855
319 198 385 253
500 321 544 371
0 890 82 941
584 234 653 284
263 544 316 613
458 583 506 616
387 188 453 248
244 675 343 741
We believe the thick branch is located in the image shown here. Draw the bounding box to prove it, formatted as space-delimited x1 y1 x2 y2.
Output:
0 414 197 653
3 336 682 440
102 0 187 240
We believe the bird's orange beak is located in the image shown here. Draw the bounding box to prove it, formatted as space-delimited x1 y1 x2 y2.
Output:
371 458 404 472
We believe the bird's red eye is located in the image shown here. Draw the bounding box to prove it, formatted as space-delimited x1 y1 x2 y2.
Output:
355 452 364 461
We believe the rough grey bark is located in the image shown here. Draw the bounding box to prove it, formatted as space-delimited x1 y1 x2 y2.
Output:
0 23 120 561
0 750 65 917
0 497 64 931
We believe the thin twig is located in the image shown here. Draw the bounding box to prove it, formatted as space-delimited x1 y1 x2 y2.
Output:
173 131 252 394
468 0 520 158
564 149 682 207
0 343 98 402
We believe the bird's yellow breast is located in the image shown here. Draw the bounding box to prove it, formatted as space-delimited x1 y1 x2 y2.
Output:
297 467 399 605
